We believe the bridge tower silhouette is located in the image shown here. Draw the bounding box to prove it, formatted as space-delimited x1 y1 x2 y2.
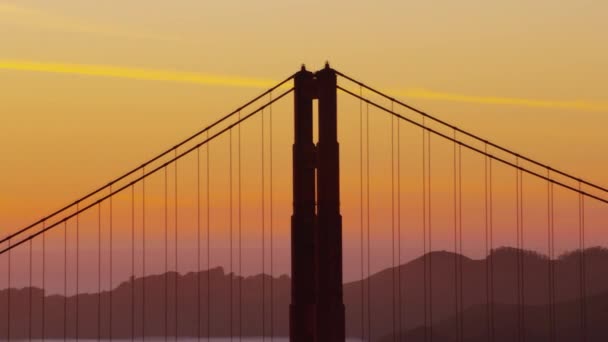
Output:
292 64 345 342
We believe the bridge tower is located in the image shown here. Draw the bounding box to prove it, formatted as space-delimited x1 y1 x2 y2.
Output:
291 64 345 342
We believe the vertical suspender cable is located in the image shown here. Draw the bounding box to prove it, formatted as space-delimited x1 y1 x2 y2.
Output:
229 128 234 342
29 233 33 341
43 222 46 340
519 166 526 341
546 170 552 340
131 184 135 341
428 124 433 342
238 110 243 341
7 238 11 341
489 156 495 342
391 104 396 341
547 169 555 342
516 159 522 342
76 202 80 340
262 108 266 339
207 132 211 340
422 119 428 342
64 221 67 341
175 149 179 339
97 204 101 341
109 185 113 341
41 221 46 340
578 183 587 341
458 143 464 341
164 167 169 341
366 101 372 341
197 147 202 341
142 168 146 340
520 166 525 342
269 93 274 340
397 105 402 339
453 131 460 341
359 86 365 341
484 146 491 342
483 146 496 341
551 178 556 342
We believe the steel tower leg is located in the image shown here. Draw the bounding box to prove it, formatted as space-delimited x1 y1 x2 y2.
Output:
315 65 345 342
291 66 317 342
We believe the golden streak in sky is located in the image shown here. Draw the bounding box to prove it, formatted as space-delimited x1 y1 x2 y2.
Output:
393 88 608 112
2 59 607 112
0 60 278 89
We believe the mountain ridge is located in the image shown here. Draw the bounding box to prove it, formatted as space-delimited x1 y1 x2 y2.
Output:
1 247 606 339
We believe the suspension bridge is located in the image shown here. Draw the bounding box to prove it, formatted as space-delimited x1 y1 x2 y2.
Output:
1 64 607 341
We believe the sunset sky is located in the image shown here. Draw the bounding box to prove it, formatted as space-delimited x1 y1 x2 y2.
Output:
1 1 608 290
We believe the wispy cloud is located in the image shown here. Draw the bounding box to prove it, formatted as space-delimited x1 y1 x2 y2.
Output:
2 59 606 112
0 60 277 89
391 88 608 112
0 3 180 42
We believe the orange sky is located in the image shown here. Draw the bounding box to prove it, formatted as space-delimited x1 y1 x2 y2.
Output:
1 1 608 288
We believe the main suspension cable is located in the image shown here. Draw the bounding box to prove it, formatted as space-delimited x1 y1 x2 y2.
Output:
0 88 294 256
335 70 608 196
335 86 608 205
1 74 296 246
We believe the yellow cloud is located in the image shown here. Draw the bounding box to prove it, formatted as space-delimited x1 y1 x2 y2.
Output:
391 87 608 112
0 3 180 42
0 60 277 89
2 59 606 112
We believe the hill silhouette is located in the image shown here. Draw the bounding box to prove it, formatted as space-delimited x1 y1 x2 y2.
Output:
352 246 608 341
378 291 608 342
1 247 607 340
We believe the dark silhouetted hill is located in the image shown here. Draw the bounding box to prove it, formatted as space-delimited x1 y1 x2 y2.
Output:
1 247 607 339
378 291 608 342
345 247 608 340
0 268 291 338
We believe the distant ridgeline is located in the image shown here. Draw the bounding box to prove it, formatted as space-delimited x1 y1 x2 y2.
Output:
1 247 607 341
